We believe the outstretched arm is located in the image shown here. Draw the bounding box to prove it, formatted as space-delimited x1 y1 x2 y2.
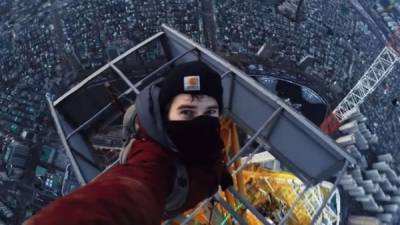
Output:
23 140 174 225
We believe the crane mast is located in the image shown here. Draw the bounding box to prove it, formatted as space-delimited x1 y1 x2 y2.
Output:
333 47 399 122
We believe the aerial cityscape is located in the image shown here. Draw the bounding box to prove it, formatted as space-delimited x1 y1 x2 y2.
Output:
1 0 400 224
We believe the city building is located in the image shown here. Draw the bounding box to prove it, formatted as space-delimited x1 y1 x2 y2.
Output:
2 141 30 179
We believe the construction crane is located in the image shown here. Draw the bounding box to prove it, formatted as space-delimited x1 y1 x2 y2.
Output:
47 24 355 225
321 31 400 133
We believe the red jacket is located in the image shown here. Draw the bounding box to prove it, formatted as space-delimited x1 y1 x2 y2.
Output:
23 138 224 225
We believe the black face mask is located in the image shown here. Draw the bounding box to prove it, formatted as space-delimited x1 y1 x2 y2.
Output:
166 116 224 165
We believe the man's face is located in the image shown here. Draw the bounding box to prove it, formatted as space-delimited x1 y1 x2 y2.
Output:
168 94 219 121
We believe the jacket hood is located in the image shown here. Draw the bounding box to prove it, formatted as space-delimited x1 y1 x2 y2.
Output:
135 84 177 151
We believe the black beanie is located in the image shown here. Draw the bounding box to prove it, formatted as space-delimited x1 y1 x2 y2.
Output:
159 61 223 115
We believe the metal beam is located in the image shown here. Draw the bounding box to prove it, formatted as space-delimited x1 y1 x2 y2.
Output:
54 31 164 105
46 93 86 185
310 161 349 225
334 47 399 122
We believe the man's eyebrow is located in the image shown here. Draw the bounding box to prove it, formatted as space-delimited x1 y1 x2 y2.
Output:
206 105 219 109
177 104 196 109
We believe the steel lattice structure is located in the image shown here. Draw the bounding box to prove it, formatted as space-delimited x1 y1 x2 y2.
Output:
333 47 400 122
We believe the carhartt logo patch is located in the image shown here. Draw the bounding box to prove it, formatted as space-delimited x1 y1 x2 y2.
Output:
184 76 200 91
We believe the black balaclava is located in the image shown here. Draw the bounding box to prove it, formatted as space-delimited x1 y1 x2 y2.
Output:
166 116 224 165
159 61 224 165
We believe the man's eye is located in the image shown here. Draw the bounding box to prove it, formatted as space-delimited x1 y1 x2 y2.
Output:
181 110 194 118
205 109 218 116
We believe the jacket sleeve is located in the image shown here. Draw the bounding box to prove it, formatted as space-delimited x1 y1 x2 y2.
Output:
23 139 174 225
